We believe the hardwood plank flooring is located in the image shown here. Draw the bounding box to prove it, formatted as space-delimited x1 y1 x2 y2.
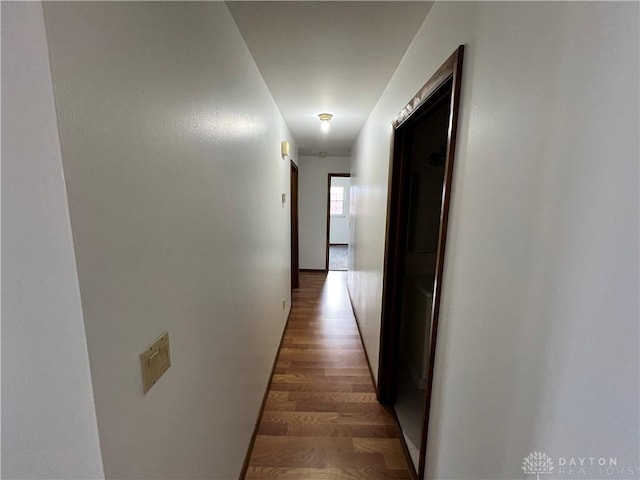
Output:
244 271 411 480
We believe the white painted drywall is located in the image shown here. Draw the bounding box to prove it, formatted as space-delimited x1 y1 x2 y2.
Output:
329 176 351 245
298 156 350 269
349 2 639 478
226 1 434 157
41 2 297 478
1 3 105 478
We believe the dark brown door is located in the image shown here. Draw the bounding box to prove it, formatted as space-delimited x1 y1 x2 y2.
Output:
291 161 299 289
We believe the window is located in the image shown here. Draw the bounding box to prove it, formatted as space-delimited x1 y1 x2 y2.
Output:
330 186 344 215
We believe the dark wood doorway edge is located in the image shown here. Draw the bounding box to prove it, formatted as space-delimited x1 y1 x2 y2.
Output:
378 45 465 480
290 161 299 290
325 173 351 271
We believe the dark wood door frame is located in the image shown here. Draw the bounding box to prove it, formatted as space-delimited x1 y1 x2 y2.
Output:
326 173 351 271
378 45 464 480
291 161 299 290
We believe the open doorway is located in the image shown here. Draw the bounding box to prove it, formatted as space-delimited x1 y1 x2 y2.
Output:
379 46 464 479
291 161 299 289
326 173 350 271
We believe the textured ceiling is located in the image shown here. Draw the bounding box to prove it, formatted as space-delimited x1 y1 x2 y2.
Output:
227 1 433 157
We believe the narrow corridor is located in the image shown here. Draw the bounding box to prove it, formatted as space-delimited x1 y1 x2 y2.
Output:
244 272 411 479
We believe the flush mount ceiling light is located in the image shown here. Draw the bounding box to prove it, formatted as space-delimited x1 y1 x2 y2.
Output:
318 113 333 134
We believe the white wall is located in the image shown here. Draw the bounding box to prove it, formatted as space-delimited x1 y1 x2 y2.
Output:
349 2 639 479
1 3 105 478
329 176 351 244
41 2 297 478
299 156 350 269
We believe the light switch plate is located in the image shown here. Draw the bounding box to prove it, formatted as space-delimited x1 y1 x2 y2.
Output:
140 331 171 394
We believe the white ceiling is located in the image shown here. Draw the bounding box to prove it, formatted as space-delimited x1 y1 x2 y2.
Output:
227 1 433 157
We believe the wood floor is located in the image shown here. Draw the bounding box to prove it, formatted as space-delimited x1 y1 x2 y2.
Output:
243 271 412 480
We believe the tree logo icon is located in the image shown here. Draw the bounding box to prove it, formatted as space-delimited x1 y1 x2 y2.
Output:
522 452 555 480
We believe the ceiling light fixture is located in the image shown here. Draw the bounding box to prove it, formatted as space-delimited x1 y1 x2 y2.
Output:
318 113 333 134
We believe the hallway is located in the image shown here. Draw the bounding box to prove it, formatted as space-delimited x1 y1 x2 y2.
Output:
244 272 410 479
5 2 639 479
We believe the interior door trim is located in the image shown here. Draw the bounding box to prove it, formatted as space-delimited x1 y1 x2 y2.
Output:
291 161 299 290
378 45 465 480
325 173 350 271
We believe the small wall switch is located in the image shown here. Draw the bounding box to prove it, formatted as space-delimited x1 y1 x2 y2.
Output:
140 331 171 394
282 193 287 204
282 298 286 310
